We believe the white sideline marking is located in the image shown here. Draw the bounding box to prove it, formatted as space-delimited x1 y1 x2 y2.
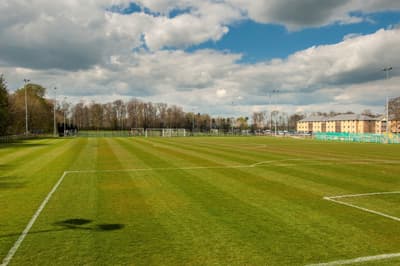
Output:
1 171 68 266
307 252 400 266
324 191 400 222
3 161 400 265
0 163 260 265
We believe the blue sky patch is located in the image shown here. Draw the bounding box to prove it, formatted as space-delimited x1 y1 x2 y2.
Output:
187 11 400 63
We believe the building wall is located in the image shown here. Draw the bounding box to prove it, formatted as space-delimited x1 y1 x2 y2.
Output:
297 118 386 134
312 122 322 133
297 121 328 133
297 122 309 132
341 120 358 133
326 121 334 132
391 120 400 133
357 121 375 133
375 120 384 134
357 121 364 133
326 121 340 132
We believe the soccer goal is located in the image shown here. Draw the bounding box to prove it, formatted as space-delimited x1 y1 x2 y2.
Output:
144 128 186 137
130 128 145 136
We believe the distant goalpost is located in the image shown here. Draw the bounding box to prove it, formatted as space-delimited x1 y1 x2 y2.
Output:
130 128 145 136
131 128 186 137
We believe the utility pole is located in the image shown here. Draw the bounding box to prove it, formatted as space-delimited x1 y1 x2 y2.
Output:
53 87 57 136
23 79 30 135
383 67 393 134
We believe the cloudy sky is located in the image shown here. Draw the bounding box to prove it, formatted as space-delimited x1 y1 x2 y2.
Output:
1 0 400 116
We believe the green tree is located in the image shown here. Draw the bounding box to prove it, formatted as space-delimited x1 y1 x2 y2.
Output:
8 83 53 134
0 74 9 135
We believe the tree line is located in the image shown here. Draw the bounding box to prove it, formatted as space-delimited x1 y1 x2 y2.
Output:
0 75 314 136
0 76 55 135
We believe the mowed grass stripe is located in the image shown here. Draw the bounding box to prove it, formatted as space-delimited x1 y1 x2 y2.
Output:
114 138 224 168
150 137 347 168
133 138 244 167
13 138 179 265
132 137 265 167
112 137 400 264
109 139 274 264
219 166 400 261
198 137 398 162
0 138 90 261
149 137 290 165
102 138 368 264
264 161 383 196
97 138 190 265
180 137 400 164
9 138 121 265
85 138 277 264
0 138 68 167
129 138 399 197
2 137 400 265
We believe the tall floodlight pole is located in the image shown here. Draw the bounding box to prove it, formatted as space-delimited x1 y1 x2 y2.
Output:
192 109 195 135
53 87 57 136
272 89 279 135
63 97 67 136
268 92 272 132
23 79 30 135
383 67 393 134
231 101 234 135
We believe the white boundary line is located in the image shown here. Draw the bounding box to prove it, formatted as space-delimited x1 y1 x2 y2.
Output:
309 191 400 265
0 162 265 265
3 164 400 266
324 191 400 222
327 191 400 199
307 252 400 266
1 171 69 266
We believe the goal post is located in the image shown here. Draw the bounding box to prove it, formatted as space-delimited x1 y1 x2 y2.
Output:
143 128 186 137
162 128 186 137
130 128 145 136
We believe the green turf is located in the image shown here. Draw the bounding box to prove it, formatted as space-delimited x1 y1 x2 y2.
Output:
1 137 400 265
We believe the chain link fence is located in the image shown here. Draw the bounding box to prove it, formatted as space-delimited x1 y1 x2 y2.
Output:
314 132 400 144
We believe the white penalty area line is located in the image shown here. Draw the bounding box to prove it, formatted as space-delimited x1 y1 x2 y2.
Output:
0 160 287 265
324 191 400 222
3 165 400 266
310 191 400 265
1 171 68 266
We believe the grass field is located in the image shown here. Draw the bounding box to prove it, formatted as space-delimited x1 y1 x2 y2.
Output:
1 136 400 265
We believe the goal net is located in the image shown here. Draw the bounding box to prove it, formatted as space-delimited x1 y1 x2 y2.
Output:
144 128 186 137
130 128 145 136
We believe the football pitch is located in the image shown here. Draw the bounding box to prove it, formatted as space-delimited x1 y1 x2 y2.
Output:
1 137 400 265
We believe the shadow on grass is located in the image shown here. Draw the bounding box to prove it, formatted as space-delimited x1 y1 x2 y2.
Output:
0 141 49 149
96 224 125 231
0 218 125 239
54 218 92 227
55 218 125 231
